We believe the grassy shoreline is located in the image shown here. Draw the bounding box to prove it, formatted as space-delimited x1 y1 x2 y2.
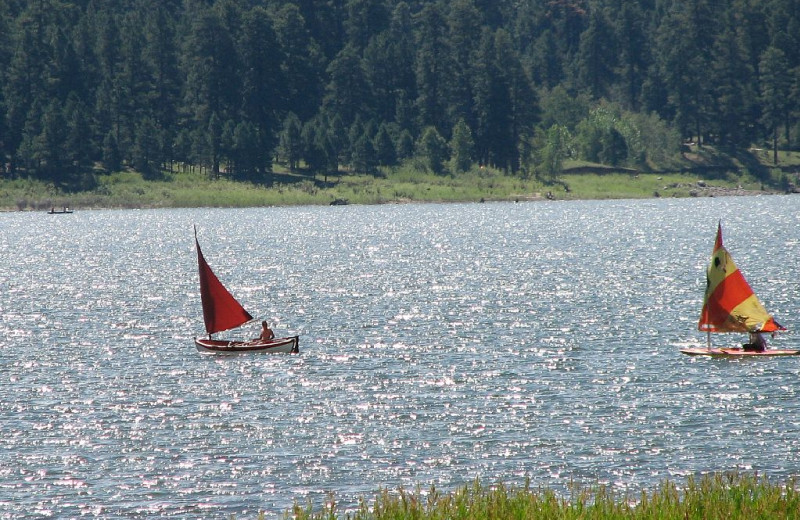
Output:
0 160 792 212
276 472 798 520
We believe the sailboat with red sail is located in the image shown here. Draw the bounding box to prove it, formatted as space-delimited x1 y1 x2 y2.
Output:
681 222 798 357
194 227 299 354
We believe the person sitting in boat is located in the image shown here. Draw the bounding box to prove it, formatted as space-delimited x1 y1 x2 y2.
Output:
257 320 275 341
743 331 767 352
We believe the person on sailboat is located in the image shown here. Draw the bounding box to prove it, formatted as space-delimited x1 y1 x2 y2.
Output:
743 331 767 352
257 320 275 341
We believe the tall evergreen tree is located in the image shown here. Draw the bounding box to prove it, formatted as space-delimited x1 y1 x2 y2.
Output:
414 3 451 132
766 0 800 69
239 6 284 177
527 29 563 89
653 0 717 143
64 92 93 183
613 1 648 110
473 28 535 172
133 116 161 180
322 44 372 129
117 10 149 161
708 19 756 146
417 126 448 175
181 5 238 176
142 1 180 166
0 0 12 169
446 0 483 127
760 46 791 164
231 121 259 180
272 3 325 122
293 0 345 61
92 6 123 159
363 3 417 130
449 118 474 173
4 5 52 175
351 131 377 174
573 6 616 100
301 117 327 174
344 0 389 50
373 123 397 167
102 131 121 172
280 112 303 171
471 28 494 167
34 99 67 182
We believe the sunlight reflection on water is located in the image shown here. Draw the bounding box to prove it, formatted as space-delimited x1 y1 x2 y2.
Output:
2 196 800 517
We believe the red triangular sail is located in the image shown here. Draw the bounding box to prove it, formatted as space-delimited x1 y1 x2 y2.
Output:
698 222 784 334
195 231 253 335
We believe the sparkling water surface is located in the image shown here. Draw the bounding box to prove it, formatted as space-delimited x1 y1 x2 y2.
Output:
2 196 800 518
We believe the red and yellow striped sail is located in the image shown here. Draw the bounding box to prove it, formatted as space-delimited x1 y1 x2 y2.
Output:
698 223 784 333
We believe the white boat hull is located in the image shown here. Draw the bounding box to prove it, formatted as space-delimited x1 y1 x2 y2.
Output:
194 336 299 354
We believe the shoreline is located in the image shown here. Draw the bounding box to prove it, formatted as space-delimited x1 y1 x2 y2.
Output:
2 191 782 213
0 168 791 213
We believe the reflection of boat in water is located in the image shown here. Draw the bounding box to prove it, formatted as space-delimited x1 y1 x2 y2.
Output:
47 206 73 214
681 222 799 357
193 226 299 354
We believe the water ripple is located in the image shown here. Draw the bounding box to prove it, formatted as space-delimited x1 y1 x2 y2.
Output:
2 197 800 517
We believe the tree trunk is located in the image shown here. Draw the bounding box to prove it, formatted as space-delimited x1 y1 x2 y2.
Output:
696 119 702 148
773 127 779 165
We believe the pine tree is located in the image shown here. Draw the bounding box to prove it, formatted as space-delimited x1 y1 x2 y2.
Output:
760 46 791 164
102 131 121 172
232 121 258 180
344 0 389 50
280 113 303 171
181 5 238 176
446 0 483 127
133 116 160 180
417 126 448 175
272 3 325 122
323 44 371 129
449 119 474 173
613 2 648 111
301 117 328 175
653 0 717 143
142 2 180 165
351 131 377 174
709 20 756 146
414 4 451 131
35 99 67 182
373 123 397 167
574 6 616 100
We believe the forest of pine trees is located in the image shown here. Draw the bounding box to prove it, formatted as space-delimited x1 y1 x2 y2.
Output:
2 0 800 190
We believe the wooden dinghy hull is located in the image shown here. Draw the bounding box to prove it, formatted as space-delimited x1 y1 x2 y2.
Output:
195 335 299 354
680 347 800 357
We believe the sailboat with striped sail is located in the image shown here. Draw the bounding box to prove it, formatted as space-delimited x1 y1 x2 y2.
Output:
193 227 299 354
681 222 798 357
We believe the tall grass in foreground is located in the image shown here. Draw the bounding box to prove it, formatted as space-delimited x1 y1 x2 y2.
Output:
275 473 799 520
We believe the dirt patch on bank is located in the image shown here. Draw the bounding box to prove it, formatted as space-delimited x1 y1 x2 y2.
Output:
665 181 776 197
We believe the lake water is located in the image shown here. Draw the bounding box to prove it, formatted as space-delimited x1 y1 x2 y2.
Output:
2 196 800 518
